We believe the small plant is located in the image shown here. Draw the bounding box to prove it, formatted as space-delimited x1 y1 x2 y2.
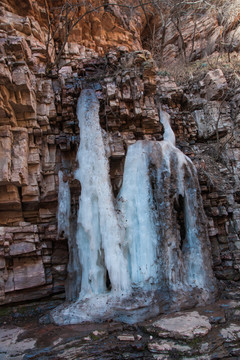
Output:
158 70 170 76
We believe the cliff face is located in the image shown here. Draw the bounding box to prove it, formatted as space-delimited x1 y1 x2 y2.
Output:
0 0 240 307
0 0 160 304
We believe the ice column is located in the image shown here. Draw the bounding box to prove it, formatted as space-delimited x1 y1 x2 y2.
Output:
117 141 160 289
159 108 212 292
159 107 176 145
75 89 130 299
58 170 71 238
117 108 216 303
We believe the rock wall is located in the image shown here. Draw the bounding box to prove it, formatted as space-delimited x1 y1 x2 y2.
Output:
142 2 240 65
0 0 240 306
157 69 240 290
0 0 161 304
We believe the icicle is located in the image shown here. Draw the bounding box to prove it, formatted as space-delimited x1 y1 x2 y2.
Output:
57 170 71 238
159 107 176 146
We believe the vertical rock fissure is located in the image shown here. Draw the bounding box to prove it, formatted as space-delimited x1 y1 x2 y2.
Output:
174 194 186 251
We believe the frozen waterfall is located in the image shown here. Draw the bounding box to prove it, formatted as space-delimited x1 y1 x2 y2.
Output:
74 89 130 298
117 140 215 301
51 91 216 325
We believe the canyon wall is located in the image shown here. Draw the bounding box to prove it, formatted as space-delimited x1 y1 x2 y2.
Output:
0 0 240 306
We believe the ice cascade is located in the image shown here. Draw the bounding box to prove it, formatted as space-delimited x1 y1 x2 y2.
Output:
51 91 216 325
116 108 216 303
52 89 132 324
74 89 130 298
117 140 215 301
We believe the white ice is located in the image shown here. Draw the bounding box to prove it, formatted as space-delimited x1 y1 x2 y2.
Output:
57 170 71 238
53 92 215 325
117 141 159 289
75 89 130 299
159 107 176 146
158 107 212 291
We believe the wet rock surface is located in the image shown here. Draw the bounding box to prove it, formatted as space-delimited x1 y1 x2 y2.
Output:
0 295 240 359
147 311 212 339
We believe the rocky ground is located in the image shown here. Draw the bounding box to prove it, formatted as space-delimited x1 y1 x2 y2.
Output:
1 292 240 360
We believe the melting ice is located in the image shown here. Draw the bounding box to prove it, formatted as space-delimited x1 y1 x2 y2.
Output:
52 90 216 325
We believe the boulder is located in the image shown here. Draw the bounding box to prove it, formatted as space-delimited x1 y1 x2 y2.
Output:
204 69 228 101
151 311 212 339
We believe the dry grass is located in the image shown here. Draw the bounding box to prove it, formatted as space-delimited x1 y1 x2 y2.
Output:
157 52 240 86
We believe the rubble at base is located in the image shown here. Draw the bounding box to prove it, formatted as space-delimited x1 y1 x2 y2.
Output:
1 297 240 359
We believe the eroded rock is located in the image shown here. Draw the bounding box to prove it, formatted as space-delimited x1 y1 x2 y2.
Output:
220 324 240 342
150 311 212 340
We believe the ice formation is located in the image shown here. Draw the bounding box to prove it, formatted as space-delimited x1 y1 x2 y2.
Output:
117 140 215 301
57 170 71 238
159 107 176 145
74 89 130 299
57 170 81 300
51 91 216 325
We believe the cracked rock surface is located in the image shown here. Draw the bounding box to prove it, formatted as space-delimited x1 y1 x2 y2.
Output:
0 295 240 359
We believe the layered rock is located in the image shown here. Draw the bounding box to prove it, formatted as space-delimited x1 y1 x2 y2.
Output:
0 0 162 304
144 2 240 65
